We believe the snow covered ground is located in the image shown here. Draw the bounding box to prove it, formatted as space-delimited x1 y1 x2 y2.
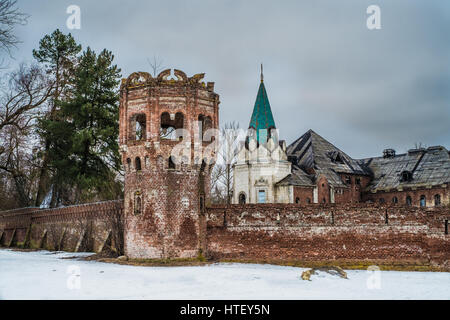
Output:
0 249 448 300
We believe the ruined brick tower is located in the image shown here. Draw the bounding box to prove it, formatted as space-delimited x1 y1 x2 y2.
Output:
119 69 219 258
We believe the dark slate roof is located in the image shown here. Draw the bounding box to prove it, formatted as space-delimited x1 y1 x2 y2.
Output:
248 81 276 144
359 146 450 191
287 130 370 185
276 165 315 187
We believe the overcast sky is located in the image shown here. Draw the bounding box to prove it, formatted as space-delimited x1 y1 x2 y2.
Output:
8 0 450 158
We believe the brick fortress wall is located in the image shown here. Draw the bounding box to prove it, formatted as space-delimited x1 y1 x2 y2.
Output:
0 200 123 252
1 201 448 268
206 203 450 268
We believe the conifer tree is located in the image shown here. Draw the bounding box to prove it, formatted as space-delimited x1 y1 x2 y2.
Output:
48 47 122 203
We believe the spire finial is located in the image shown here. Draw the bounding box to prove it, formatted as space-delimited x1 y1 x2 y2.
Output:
260 63 264 83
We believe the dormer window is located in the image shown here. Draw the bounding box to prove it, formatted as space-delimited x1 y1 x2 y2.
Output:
400 170 413 182
328 151 344 164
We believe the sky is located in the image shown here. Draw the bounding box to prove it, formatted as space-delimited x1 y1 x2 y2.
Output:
6 0 450 158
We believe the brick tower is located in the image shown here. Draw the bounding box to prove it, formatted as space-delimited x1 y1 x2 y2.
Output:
119 69 219 258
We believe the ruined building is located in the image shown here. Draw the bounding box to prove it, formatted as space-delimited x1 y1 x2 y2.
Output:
119 69 219 258
0 68 448 267
233 71 450 207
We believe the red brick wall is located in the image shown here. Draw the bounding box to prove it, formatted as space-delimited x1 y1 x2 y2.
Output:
206 204 450 268
0 201 123 251
293 187 313 204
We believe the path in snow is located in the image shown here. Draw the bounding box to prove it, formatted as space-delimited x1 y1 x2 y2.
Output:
0 249 448 299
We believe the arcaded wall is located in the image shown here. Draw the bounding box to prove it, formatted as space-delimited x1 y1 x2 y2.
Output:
0 200 123 252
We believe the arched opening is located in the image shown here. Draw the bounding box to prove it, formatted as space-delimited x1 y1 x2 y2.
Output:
198 114 213 141
295 197 300 204
306 198 311 204
135 157 141 171
134 192 142 215
160 112 184 140
392 196 398 204
434 194 441 206
420 195 426 207
322 198 326 204
126 158 131 171
406 195 412 206
135 114 146 140
168 156 176 170
379 198 385 204
239 193 246 204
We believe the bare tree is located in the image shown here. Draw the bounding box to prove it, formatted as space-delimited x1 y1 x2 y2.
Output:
0 64 52 208
0 63 53 132
0 0 28 56
215 121 241 204
147 56 164 77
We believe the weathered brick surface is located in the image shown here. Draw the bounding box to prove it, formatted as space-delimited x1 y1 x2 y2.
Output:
120 71 219 259
0 200 123 251
206 204 450 267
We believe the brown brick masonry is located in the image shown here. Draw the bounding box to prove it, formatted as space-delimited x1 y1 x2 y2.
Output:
0 200 123 252
206 203 450 268
0 201 449 268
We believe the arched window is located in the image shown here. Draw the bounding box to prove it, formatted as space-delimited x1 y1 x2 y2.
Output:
406 195 412 206
168 156 176 169
160 112 184 140
295 197 300 204
434 194 441 206
126 158 131 171
420 195 426 207
379 198 385 204
322 198 326 204
135 157 141 171
306 198 311 204
392 196 398 204
134 192 142 215
135 114 146 140
239 193 246 204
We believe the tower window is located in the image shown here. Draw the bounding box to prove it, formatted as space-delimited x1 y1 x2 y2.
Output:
135 114 146 140
135 157 141 171
295 197 300 204
126 158 131 171
392 196 398 204
306 198 311 204
134 192 142 215
160 112 184 140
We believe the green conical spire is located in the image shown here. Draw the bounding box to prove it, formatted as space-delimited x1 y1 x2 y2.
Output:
248 65 276 144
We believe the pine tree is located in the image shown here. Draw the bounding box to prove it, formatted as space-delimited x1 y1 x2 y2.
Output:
33 29 82 206
50 47 122 203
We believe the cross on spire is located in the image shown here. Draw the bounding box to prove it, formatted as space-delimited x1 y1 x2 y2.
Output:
260 63 264 83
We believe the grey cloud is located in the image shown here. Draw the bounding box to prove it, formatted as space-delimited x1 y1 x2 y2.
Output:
9 0 450 158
